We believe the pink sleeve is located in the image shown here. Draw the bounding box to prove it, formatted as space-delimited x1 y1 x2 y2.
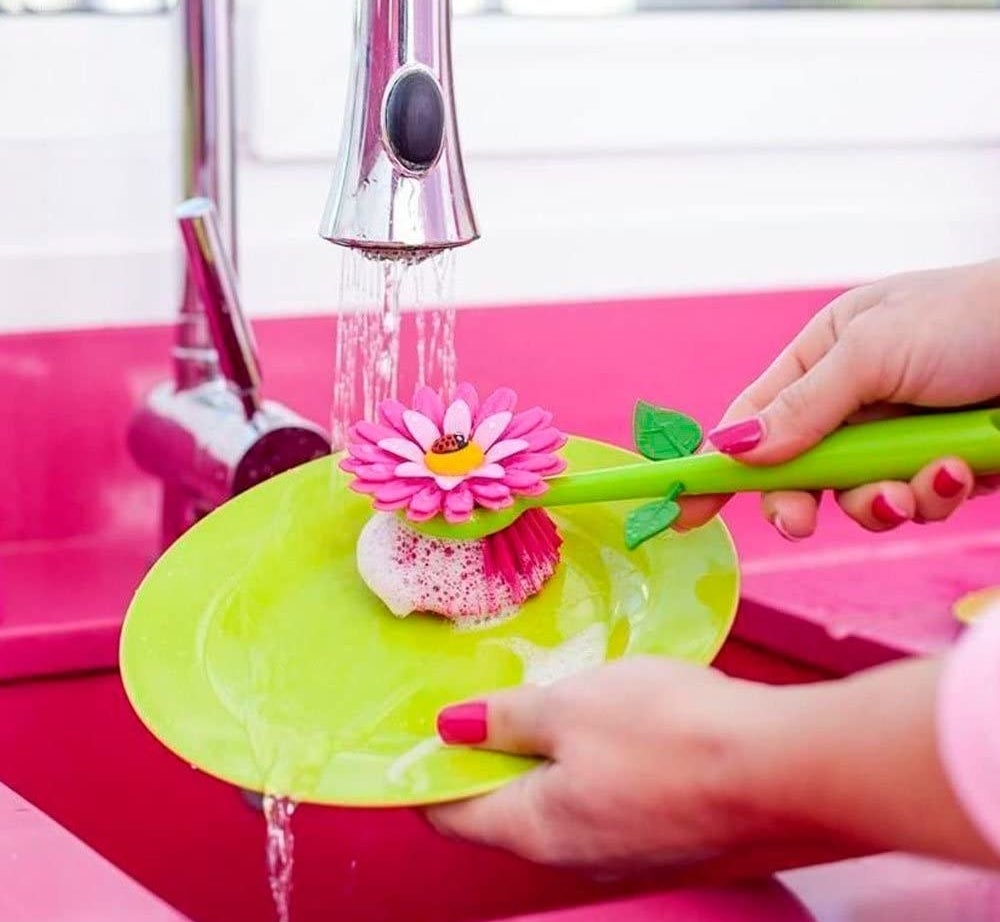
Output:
938 605 1000 857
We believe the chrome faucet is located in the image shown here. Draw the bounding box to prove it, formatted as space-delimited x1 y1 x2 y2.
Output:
129 0 330 550
131 0 477 548
320 0 478 262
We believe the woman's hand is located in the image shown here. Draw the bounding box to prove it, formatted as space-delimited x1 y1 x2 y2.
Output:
677 259 1000 537
428 658 783 871
427 656 996 874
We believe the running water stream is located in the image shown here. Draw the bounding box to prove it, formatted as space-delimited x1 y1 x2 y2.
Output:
263 795 297 922
263 248 458 921
332 250 457 448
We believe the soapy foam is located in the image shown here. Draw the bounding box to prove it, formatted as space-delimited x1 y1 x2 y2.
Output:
501 623 609 686
356 512 560 621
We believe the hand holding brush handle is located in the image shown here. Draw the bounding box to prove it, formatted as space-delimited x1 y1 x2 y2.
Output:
678 259 1000 536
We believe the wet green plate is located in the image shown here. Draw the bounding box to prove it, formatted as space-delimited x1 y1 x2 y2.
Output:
120 437 739 808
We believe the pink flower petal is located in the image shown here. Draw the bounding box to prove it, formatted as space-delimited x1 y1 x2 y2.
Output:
407 485 444 520
444 484 474 523
378 398 410 435
395 461 434 479
434 475 465 492
523 427 567 454
504 407 552 440
472 412 513 451
353 463 397 482
544 457 568 476
374 480 425 504
403 410 441 452
469 463 506 480
373 479 425 511
473 495 514 510
503 469 543 490
352 420 399 446
469 481 509 500
377 437 426 463
453 383 480 419
413 386 445 427
470 482 514 510
348 443 399 465
476 387 517 425
339 457 360 473
442 399 473 439
349 480 379 496
485 438 530 464
508 453 567 475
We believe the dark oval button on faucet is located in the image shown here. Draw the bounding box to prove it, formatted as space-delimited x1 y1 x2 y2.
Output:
384 69 445 172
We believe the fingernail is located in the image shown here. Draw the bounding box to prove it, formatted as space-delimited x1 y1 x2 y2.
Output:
772 516 804 542
707 418 765 455
872 494 909 526
437 701 488 745
933 466 965 499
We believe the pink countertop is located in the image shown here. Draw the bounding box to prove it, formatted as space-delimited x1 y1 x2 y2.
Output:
2 290 996 680
513 856 1000 922
3 293 1000 922
0 782 189 922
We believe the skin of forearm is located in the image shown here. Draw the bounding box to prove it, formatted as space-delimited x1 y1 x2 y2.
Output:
738 657 999 868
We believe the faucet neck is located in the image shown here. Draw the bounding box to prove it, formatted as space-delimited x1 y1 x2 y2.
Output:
176 0 237 389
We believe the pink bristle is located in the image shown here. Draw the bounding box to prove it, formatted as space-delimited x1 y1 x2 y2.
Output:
484 525 523 605
482 508 562 607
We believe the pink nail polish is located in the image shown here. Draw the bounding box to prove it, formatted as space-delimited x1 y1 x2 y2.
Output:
437 701 488 745
933 466 965 499
872 494 909 526
707 418 765 455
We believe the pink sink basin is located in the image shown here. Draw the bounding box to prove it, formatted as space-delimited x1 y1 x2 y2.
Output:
3 291 999 922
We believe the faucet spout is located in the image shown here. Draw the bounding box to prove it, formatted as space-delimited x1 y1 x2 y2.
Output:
320 0 478 261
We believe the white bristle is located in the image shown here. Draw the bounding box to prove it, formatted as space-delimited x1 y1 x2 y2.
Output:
355 512 561 622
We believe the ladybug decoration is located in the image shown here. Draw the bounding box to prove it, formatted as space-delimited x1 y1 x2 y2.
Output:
431 433 469 455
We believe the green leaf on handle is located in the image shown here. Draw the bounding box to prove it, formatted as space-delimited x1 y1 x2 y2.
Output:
633 402 702 461
624 483 684 550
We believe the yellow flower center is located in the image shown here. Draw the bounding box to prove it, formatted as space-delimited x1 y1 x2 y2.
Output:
425 436 485 477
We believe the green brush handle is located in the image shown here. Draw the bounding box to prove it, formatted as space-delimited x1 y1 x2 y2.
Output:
405 408 1000 540
543 407 1000 504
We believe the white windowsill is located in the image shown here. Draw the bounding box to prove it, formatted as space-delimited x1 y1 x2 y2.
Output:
1 8 1000 332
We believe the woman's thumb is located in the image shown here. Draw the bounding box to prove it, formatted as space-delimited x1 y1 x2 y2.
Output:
436 685 554 757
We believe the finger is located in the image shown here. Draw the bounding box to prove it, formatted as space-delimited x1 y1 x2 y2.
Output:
713 285 880 432
835 481 914 531
436 685 554 757
760 490 821 541
973 473 1000 497
676 288 879 528
674 493 728 531
844 402 914 425
709 334 883 465
910 458 974 522
426 766 560 861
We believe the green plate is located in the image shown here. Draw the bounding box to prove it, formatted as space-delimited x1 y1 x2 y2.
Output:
120 436 739 808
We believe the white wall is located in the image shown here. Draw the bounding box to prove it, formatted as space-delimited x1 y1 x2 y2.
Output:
1 6 1000 332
